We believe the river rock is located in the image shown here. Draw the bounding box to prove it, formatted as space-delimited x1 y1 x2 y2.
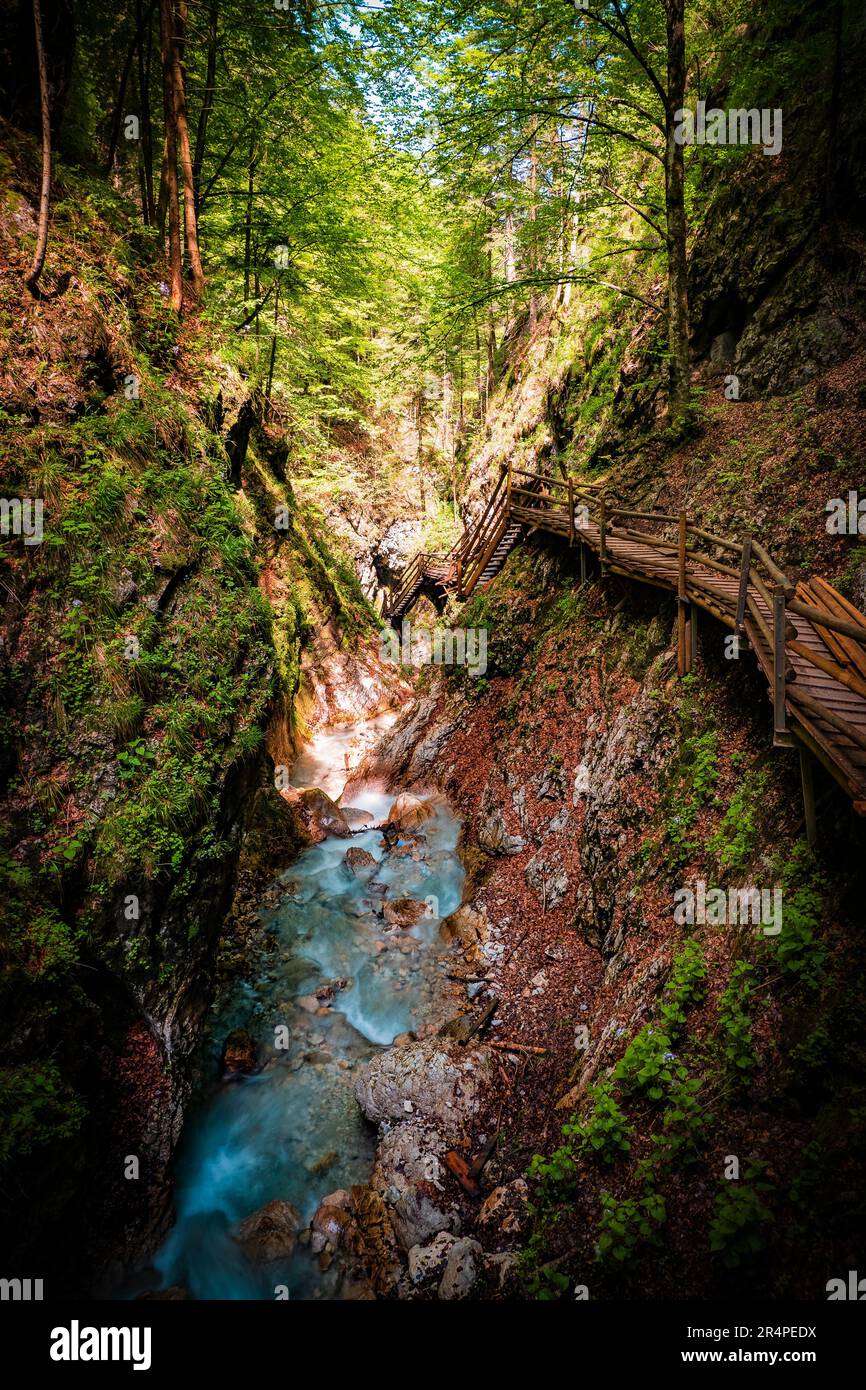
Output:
383 896 427 929
233 1199 302 1264
344 846 377 874
354 1038 491 1142
408 1231 458 1285
438 1237 484 1300
390 1185 461 1250
385 792 435 832
349 1185 401 1294
221 1028 258 1075
283 786 351 842
371 1120 449 1200
342 806 375 829
310 1191 355 1253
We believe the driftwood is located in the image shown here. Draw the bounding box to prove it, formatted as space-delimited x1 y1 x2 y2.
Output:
444 1132 500 1197
488 1040 547 1056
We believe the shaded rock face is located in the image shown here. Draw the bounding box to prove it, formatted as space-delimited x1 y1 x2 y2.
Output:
233 1199 302 1265
353 1038 492 1143
571 664 676 960
343 692 463 798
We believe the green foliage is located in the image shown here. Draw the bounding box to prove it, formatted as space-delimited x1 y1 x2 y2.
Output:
707 766 772 870
709 1168 775 1270
0 1062 85 1169
765 842 827 988
596 1185 666 1264
717 961 758 1088
565 1079 633 1164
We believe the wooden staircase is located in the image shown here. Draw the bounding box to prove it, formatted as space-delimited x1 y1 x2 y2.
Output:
384 461 866 822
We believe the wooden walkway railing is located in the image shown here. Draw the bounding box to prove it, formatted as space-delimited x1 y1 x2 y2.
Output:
384 463 866 820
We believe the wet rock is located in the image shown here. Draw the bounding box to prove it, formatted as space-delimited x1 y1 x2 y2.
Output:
221 1028 258 1076
233 1199 302 1264
354 1038 492 1143
349 1185 401 1294
383 897 427 929
438 1237 484 1300
282 786 351 842
344 846 377 874
309 1150 339 1176
342 806 375 829
391 1185 461 1250
408 1231 458 1285
386 792 435 832
310 1192 354 1253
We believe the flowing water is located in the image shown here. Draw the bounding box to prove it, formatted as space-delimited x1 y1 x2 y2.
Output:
134 717 464 1300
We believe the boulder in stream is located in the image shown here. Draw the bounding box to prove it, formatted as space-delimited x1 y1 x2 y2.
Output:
282 786 351 842
385 792 435 833
342 805 376 829
382 896 427 929
232 1198 302 1264
221 1028 258 1076
354 1038 492 1142
344 846 377 875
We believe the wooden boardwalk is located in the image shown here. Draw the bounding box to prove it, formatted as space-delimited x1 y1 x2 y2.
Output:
385 465 866 820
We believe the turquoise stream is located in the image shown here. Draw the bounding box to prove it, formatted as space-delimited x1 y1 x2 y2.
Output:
136 720 464 1299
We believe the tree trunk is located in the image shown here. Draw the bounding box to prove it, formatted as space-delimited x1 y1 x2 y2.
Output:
192 0 218 211
172 1 204 296
664 0 690 422
158 0 182 311
137 0 156 223
528 117 538 333
415 391 426 515
243 136 256 302
25 0 52 295
265 279 280 418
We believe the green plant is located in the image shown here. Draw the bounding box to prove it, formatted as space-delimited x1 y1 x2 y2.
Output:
596 1185 666 1263
709 1169 774 1269
717 961 758 1088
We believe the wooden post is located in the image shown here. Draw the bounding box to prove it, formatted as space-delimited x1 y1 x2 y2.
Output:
735 537 752 648
506 461 512 510
568 478 574 545
773 585 788 740
599 494 607 568
689 600 698 670
677 511 688 677
799 745 817 848
580 542 587 585
456 557 463 600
